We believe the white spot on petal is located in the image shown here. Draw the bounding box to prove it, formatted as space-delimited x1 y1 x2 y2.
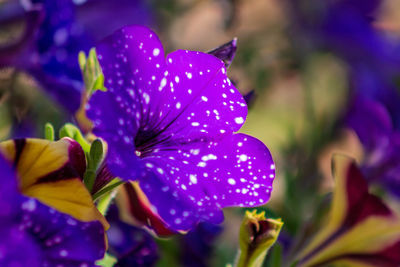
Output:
190 174 198 184
143 93 150 104
228 178 236 185
153 48 160 56
235 117 244 124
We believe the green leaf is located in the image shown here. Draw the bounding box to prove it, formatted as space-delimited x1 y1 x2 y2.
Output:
96 253 117 267
93 179 125 201
95 179 124 215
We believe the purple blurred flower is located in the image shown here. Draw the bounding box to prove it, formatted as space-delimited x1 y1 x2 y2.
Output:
180 222 223 267
350 66 400 130
0 155 106 266
0 0 152 113
288 0 398 65
87 25 275 232
288 0 400 196
346 98 400 196
106 205 159 267
288 0 400 110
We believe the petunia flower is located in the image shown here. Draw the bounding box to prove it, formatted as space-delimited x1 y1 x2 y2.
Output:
0 137 108 228
287 0 400 197
106 205 159 267
287 0 398 68
179 222 223 267
0 0 152 113
0 148 106 266
346 98 400 197
287 0 400 117
295 155 400 266
86 25 275 232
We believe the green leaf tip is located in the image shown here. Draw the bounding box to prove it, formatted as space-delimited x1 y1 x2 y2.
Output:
236 210 283 267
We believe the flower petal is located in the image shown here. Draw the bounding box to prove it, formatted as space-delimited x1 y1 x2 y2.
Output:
297 155 400 266
0 225 41 267
116 182 176 236
0 155 20 220
106 205 159 266
127 133 274 232
19 197 106 266
0 138 108 229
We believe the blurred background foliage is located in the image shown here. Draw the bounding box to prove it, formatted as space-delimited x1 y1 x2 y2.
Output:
2 0 400 266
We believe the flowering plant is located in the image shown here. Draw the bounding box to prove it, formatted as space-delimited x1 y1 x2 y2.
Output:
1 0 400 266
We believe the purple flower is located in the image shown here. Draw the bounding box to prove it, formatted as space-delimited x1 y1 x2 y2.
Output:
296 155 400 266
288 0 400 112
288 0 400 196
106 205 159 267
0 155 106 266
0 0 152 113
346 98 400 196
179 222 223 267
288 0 397 66
87 25 275 232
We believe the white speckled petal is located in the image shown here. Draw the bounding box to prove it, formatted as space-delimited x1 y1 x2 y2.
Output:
137 133 274 231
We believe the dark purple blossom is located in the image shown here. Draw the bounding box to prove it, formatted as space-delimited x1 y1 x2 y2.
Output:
87 25 275 232
180 222 223 267
287 0 398 66
288 0 400 196
0 0 88 112
287 0 400 110
0 155 106 266
346 98 400 196
0 0 152 113
106 205 159 267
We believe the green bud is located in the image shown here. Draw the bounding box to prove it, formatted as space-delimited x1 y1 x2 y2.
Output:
84 139 106 193
89 138 103 171
79 48 107 95
59 123 91 153
236 210 283 267
83 169 96 193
